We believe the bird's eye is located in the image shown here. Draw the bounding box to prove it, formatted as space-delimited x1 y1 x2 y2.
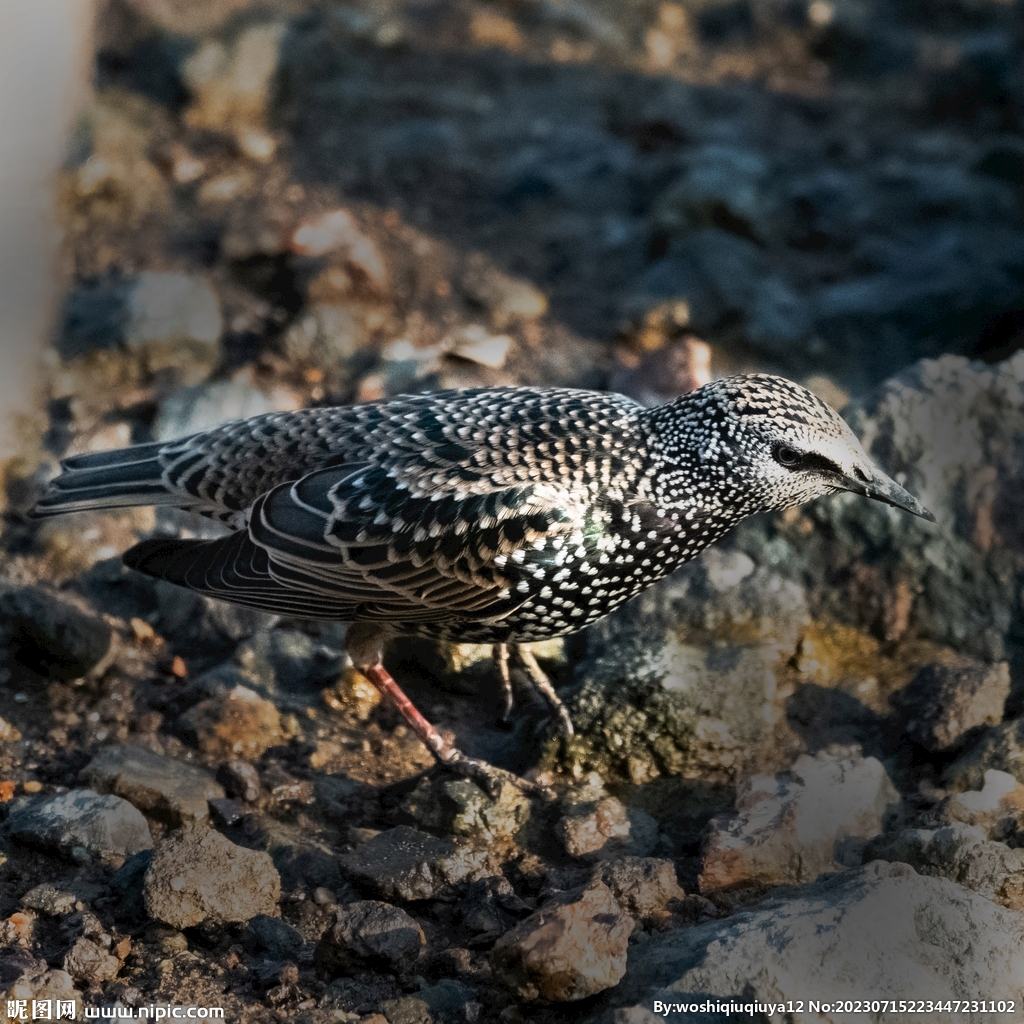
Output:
774 445 801 467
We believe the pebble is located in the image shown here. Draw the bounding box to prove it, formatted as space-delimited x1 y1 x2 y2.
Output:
124 272 222 386
379 980 478 1024
400 776 531 843
81 744 225 824
456 876 532 943
339 825 495 902
490 882 633 1002
6 790 152 867
945 718 1024 791
867 822 1024 910
217 759 262 803
589 857 685 922
177 685 284 761
291 209 388 288
63 936 121 985
143 825 281 929
21 882 104 917
0 949 81 1021
315 901 425 974
460 253 548 329
893 657 1010 751
0 587 113 682
699 748 900 891
244 913 305 960
555 775 659 861
946 769 1024 839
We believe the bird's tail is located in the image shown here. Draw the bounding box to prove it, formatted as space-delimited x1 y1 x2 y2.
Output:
30 442 180 518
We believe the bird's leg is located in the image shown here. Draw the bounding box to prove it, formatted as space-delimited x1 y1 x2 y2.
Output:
493 642 514 727
511 644 574 741
356 660 552 800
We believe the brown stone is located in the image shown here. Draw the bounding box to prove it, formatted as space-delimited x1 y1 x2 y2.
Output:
490 883 633 1002
177 685 283 761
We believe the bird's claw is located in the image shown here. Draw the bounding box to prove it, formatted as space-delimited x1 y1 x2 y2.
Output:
441 750 555 802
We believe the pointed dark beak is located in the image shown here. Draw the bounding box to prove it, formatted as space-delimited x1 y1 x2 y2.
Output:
838 468 936 522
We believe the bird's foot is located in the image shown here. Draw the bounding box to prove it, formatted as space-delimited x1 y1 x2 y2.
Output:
512 644 574 744
439 748 555 801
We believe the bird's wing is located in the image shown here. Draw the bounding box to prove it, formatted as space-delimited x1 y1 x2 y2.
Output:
127 461 588 624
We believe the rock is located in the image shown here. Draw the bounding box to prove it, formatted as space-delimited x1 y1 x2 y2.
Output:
0 950 81 1022
491 883 633 1002
460 253 547 329
619 866 1024 1016
339 825 495 902
400 776 531 843
866 823 1024 910
590 858 685 922
124 271 222 386
153 581 278 648
81 744 225 824
945 719 1024 791
6 790 152 867
217 759 262 803
456 876 532 943
556 775 659 861
0 587 113 681
380 980 478 1024
155 371 301 443
291 210 387 288
891 657 1009 750
182 23 285 134
63 936 121 985
177 685 284 761
315 900 425 974
208 798 244 827
652 145 776 241
21 882 104 916
699 748 899 892
244 913 305 960
282 303 372 370
143 825 281 929
945 769 1024 840
569 548 809 782
609 337 711 408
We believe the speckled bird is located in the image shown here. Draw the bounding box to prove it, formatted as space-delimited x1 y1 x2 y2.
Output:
31 375 934 795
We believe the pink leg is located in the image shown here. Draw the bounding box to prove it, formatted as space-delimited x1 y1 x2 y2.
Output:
357 660 552 800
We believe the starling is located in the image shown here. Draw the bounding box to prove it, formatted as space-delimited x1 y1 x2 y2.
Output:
31 375 934 795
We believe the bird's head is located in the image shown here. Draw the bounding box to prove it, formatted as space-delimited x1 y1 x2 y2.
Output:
648 373 935 522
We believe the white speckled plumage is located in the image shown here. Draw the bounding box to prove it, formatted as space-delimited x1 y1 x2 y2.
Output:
32 375 933 644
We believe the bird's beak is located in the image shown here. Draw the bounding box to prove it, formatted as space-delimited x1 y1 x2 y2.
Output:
838 466 936 522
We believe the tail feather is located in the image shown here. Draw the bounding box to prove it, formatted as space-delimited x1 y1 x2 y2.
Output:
30 443 178 518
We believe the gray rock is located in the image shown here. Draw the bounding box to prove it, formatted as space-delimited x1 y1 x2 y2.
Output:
380 980 479 1024
0 950 80 1021
400 776 532 843
456 875 532 942
492 883 633 1002
944 769 1024 840
154 582 278 646
244 913 305 960
143 825 280 929
556 775 659 861
124 271 222 386
233 628 344 708
867 822 1024 910
339 825 495 902
699 748 900 891
570 548 809 782
21 882 104 916
7 790 152 866
590 858 685 922
609 862 1024 1015
892 657 1009 751
81 744 225 825
315 900 425 974
949 721 1024 796
0 587 113 682
218 760 262 803
62 937 121 985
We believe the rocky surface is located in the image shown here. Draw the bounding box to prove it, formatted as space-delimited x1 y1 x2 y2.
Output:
142 825 281 929
607 862 1024 1016
699 747 900 891
491 883 634 1002
2 0 1024 1020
